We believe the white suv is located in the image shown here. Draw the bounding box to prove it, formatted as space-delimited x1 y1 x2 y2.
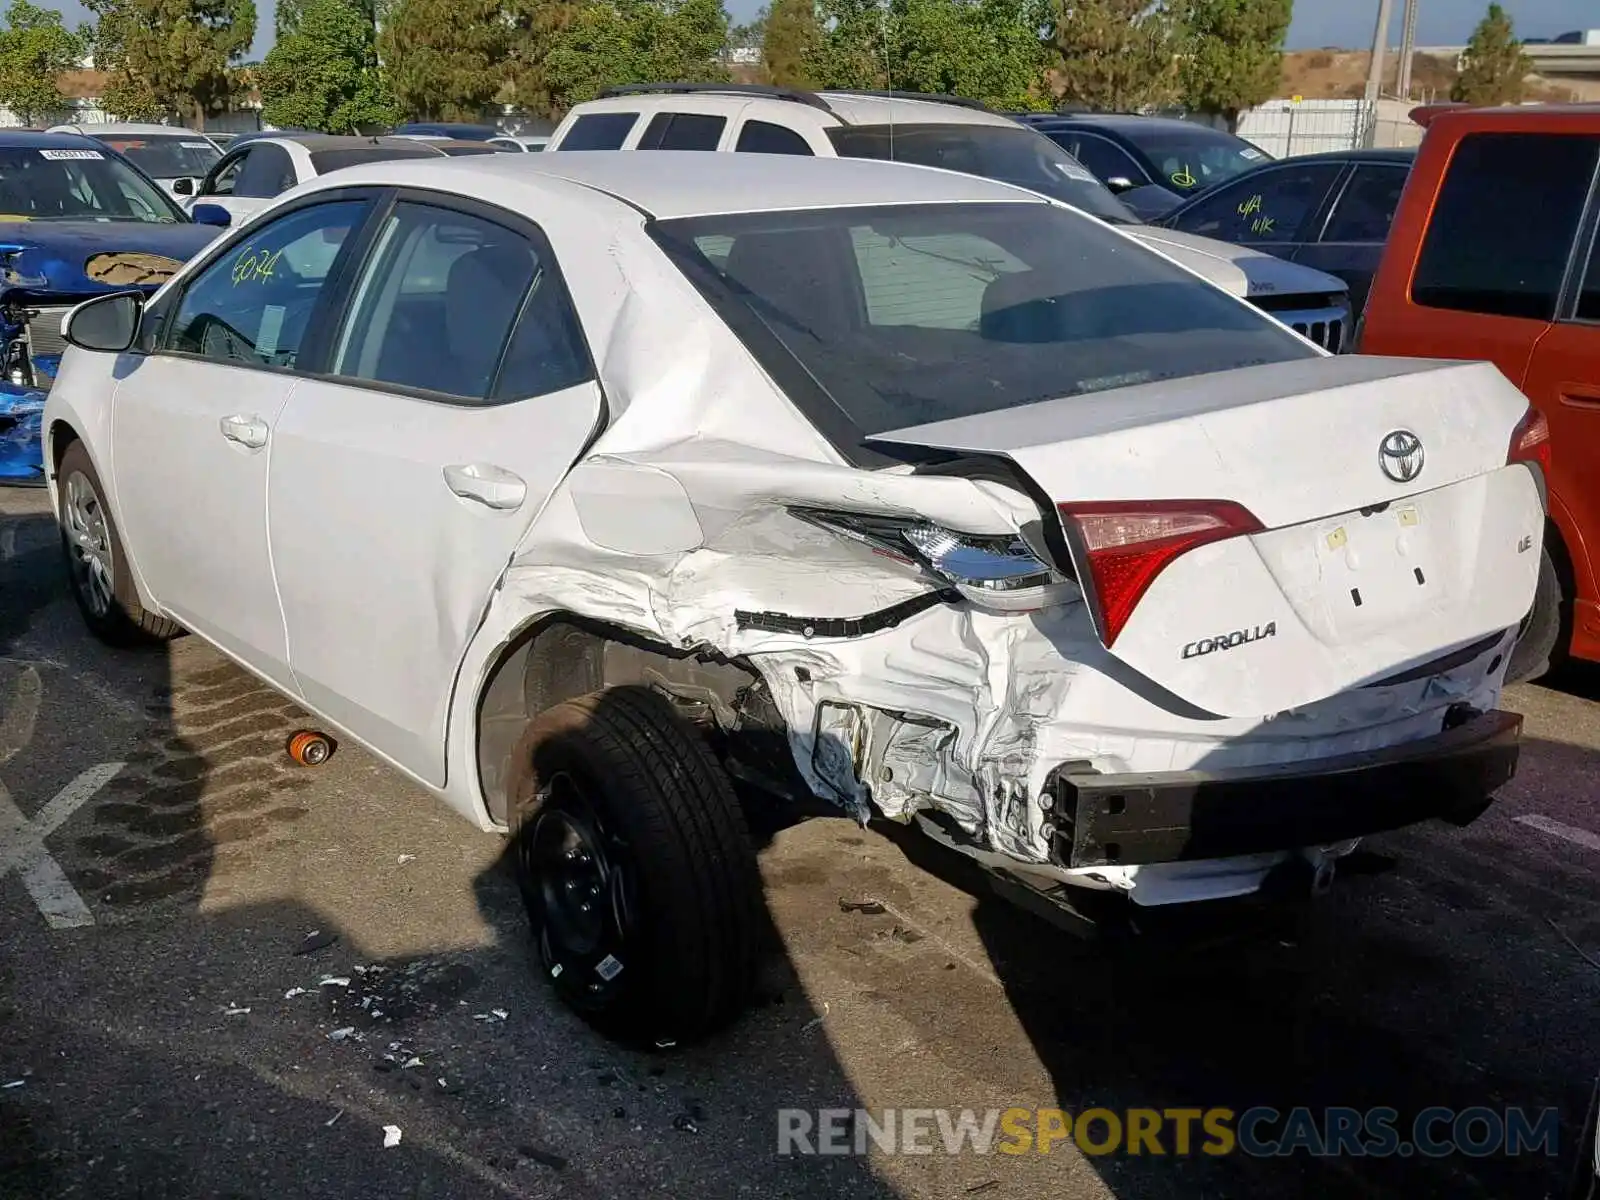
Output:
44 152 1543 1043
548 84 1355 351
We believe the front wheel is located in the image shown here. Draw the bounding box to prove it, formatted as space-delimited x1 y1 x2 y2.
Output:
507 686 763 1046
56 441 182 645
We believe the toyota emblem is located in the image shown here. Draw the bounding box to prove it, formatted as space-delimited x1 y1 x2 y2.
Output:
1379 429 1424 483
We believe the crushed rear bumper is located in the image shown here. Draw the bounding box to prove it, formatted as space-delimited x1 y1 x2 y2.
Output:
1048 707 1521 869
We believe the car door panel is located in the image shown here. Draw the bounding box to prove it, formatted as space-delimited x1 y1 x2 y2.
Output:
266 196 601 786
1164 162 1343 257
110 196 374 688
1294 163 1409 314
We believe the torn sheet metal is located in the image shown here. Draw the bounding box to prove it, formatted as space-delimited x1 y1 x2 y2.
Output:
0 382 45 485
455 206 1532 909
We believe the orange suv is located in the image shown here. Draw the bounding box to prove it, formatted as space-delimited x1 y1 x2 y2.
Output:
1360 105 1597 680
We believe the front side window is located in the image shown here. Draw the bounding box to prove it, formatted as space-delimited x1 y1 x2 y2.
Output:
1413 132 1599 321
638 112 726 151
330 202 588 402
1062 133 1145 185
561 112 639 151
656 202 1314 445
1169 163 1342 243
166 200 367 368
203 151 245 196
828 124 1138 225
95 134 219 180
0 145 184 223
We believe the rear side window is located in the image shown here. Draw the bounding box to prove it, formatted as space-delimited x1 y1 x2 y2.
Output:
561 112 638 150
1412 133 1600 320
735 121 812 156
638 112 725 151
1167 162 1342 243
1321 164 1409 243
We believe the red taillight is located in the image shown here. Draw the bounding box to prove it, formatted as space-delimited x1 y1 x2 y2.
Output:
1508 406 1551 476
1057 500 1264 647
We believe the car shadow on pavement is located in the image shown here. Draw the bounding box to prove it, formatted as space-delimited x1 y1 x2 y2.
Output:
888 729 1600 1200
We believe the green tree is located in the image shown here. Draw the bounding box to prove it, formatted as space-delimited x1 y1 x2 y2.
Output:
805 0 1049 109
379 0 506 120
506 0 580 119
0 1 84 124
86 0 256 126
1051 0 1183 112
1179 0 1291 130
543 0 730 108
730 5 766 49
761 0 819 87
259 0 395 131
1451 3 1530 106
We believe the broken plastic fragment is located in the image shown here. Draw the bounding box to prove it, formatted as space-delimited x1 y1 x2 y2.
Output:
319 977 351 988
802 1001 831 1032
397 854 415 865
294 929 338 956
382 1124 402 1148
325 1109 344 1128
328 1027 357 1042
838 899 887 915
1 1080 23 1090
401 1056 423 1070
283 987 308 1000
222 1005 251 1016
491 1008 508 1020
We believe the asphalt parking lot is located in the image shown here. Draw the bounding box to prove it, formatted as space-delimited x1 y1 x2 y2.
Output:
2 482 1598 1200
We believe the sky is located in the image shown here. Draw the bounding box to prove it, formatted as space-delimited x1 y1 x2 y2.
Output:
40 0 1600 63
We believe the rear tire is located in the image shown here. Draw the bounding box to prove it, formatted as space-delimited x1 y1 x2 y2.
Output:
56 441 182 645
507 686 762 1046
1507 547 1563 684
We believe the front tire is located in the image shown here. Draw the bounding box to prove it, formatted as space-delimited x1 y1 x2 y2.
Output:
56 441 182 645
1506 547 1563 684
507 686 763 1046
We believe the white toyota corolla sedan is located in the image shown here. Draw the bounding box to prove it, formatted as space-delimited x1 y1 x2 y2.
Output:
41 152 1548 1044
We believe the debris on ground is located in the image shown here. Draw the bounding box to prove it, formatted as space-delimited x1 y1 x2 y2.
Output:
802 1001 831 1032
672 1114 699 1133
382 1124 402 1149
471 1009 508 1022
397 854 415 865
838 899 887 915
325 1109 344 1128
284 987 308 1000
221 1005 251 1016
320 976 351 988
401 1056 423 1070
328 1027 358 1042
2 1079 24 1090
294 929 339 956
966 1181 1000 1195
888 926 923 944
517 1144 567 1170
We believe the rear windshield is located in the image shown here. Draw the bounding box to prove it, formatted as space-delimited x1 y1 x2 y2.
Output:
94 133 219 180
0 145 185 222
827 124 1138 225
433 142 501 156
309 145 445 173
653 202 1313 448
1118 126 1269 193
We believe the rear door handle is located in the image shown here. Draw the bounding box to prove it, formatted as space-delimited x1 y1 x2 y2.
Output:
219 413 268 449
443 463 526 511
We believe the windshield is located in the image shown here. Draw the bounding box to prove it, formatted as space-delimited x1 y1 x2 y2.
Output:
94 134 220 181
827 124 1140 225
1122 127 1270 194
0 146 185 223
653 202 1313 447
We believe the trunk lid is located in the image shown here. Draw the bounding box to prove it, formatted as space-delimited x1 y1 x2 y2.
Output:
868 356 1545 717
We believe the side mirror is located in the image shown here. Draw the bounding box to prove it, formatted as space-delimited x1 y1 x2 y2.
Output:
1105 176 1137 194
192 203 231 228
63 292 143 354
172 177 195 196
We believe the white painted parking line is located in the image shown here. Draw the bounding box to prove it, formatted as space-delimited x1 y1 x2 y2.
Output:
1515 813 1600 854
0 763 123 929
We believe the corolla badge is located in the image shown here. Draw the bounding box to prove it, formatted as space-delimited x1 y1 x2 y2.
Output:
1379 429 1424 483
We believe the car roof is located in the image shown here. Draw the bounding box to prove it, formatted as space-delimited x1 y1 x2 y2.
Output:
1271 147 1417 164
1030 113 1237 136
1422 103 1600 132
259 134 444 154
0 129 149 150
572 86 1018 130
57 122 210 137
308 150 1047 219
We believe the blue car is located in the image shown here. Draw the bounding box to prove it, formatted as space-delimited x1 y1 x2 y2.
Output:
0 131 220 484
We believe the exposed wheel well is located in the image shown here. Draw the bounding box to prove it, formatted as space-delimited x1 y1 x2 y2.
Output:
474 615 800 825
48 420 79 474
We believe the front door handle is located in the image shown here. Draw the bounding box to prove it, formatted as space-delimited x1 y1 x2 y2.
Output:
443 463 527 511
219 413 268 449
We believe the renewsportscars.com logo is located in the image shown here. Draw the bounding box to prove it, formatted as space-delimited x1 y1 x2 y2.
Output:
777 1106 1562 1159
